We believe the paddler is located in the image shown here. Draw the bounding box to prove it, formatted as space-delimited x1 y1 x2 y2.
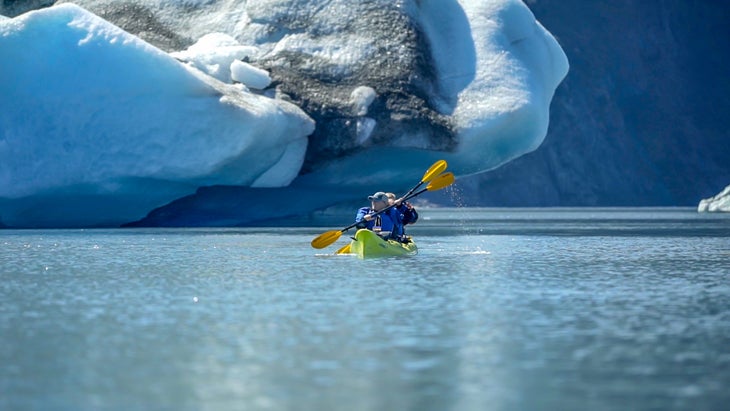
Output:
355 191 405 240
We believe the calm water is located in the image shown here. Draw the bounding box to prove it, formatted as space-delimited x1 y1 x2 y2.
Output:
1 208 729 411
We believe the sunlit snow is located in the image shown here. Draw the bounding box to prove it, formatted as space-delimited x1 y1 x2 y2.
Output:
230 60 272 90
170 32 260 83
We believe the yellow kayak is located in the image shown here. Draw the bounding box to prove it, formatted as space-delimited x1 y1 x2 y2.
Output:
336 229 417 259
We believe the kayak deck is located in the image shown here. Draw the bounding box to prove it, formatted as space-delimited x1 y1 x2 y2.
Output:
336 229 417 259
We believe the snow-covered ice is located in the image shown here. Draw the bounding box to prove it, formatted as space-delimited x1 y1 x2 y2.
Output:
450 0 569 173
171 33 260 83
698 185 730 212
0 4 313 227
230 60 271 90
350 86 376 117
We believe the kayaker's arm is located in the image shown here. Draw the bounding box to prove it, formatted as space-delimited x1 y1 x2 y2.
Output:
355 207 372 229
401 202 418 224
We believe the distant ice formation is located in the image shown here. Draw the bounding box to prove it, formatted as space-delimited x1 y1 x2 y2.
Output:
698 185 730 212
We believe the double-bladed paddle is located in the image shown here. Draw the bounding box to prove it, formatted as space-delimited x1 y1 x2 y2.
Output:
311 165 455 249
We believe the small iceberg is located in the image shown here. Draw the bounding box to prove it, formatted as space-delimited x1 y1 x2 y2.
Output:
698 184 730 212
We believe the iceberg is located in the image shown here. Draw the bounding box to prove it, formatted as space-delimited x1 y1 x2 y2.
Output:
698 185 730 213
0 4 313 227
1 0 568 227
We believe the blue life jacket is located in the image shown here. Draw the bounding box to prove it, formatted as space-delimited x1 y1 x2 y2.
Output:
355 207 404 238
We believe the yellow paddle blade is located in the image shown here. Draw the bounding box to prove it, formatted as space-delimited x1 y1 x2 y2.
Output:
422 160 447 183
311 230 343 249
426 172 455 191
335 243 352 254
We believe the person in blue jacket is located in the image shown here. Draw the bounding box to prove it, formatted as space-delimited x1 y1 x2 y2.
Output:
355 191 404 240
386 192 418 226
